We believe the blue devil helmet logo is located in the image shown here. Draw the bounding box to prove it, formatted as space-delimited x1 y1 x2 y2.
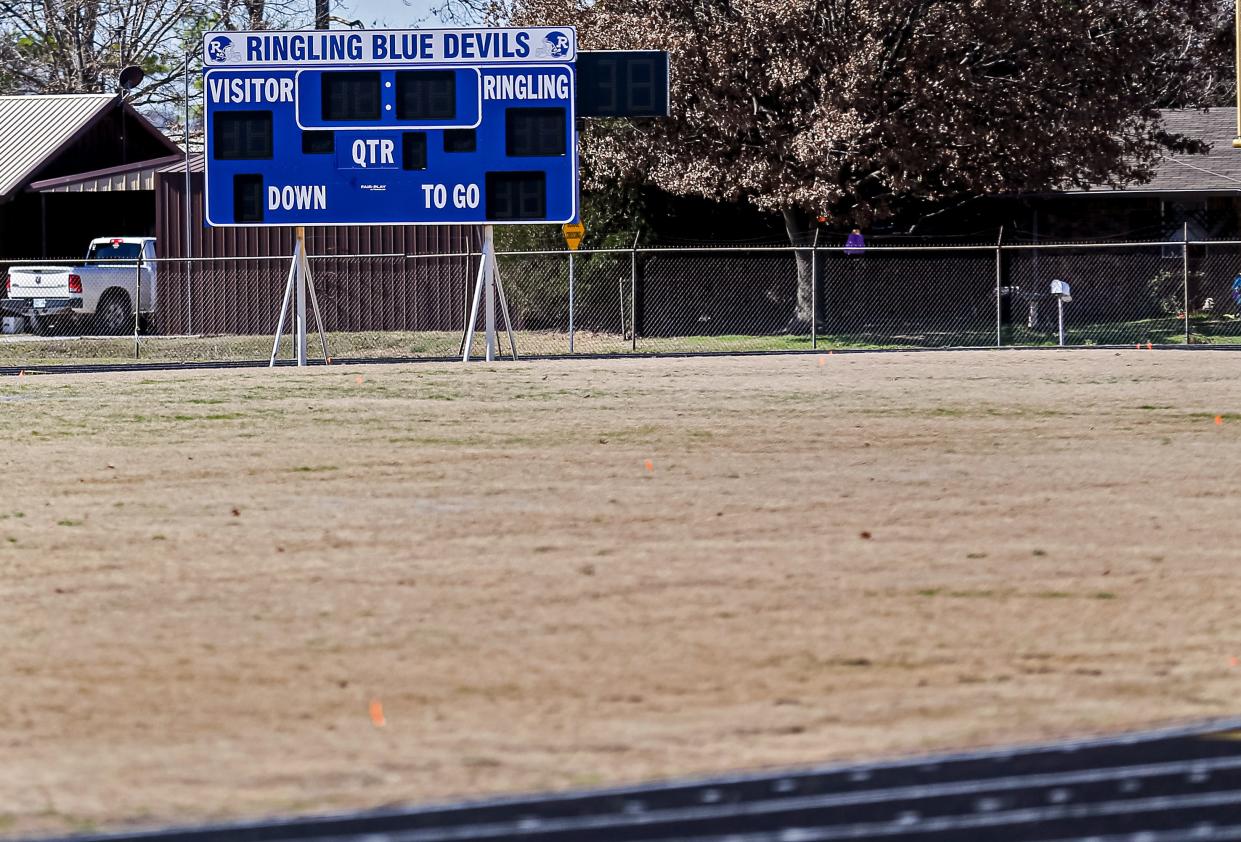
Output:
543 31 571 58
207 36 233 63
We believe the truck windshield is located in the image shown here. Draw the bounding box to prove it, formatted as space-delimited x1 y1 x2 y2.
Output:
86 242 142 261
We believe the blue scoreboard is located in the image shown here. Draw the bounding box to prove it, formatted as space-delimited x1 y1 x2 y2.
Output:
202 27 578 226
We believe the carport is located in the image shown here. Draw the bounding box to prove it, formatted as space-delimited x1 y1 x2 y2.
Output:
0 93 181 259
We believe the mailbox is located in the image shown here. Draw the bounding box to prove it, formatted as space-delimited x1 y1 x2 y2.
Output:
1050 279 1072 346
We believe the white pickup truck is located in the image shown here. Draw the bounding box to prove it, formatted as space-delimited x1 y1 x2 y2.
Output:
2 237 156 335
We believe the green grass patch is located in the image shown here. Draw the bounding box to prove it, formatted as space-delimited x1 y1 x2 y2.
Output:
1 313 1239 369
170 413 247 421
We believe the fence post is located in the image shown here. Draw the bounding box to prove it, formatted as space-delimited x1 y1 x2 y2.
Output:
810 228 819 350
183 53 193 336
631 230 639 352
184 262 192 336
1183 222 1190 345
995 226 1004 347
568 249 575 353
134 252 142 359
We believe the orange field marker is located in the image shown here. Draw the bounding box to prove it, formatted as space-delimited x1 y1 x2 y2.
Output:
355 375 364 384
644 459 654 473
1216 415 1224 426
818 356 827 367
1147 341 1153 350
369 698 386 728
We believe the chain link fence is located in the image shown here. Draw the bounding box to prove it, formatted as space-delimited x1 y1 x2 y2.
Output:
3 237 1241 366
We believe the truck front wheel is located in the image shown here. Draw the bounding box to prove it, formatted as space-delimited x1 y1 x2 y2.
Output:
93 290 133 336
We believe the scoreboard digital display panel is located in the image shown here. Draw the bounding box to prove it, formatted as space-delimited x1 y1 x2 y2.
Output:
202 27 578 226
295 67 481 128
576 50 669 118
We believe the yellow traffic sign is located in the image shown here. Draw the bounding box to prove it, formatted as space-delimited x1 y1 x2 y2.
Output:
562 222 585 250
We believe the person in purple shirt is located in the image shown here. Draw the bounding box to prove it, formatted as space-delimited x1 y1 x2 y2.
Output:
845 228 865 256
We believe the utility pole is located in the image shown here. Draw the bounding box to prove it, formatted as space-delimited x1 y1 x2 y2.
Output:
1234 0 1241 148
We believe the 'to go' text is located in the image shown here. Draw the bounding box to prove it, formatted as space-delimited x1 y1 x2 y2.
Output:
422 183 481 209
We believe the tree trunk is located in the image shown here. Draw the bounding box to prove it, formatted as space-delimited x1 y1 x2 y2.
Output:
783 207 817 333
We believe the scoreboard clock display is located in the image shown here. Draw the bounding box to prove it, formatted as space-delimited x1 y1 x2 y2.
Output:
576 51 669 119
202 27 579 226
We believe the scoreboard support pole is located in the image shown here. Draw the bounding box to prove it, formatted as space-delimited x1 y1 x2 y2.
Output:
462 225 518 363
295 225 308 365
269 227 331 368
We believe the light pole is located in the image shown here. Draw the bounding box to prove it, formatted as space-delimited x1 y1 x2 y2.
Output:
117 65 144 165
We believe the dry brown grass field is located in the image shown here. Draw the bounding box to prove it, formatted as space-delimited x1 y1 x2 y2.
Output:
3 350 1241 838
